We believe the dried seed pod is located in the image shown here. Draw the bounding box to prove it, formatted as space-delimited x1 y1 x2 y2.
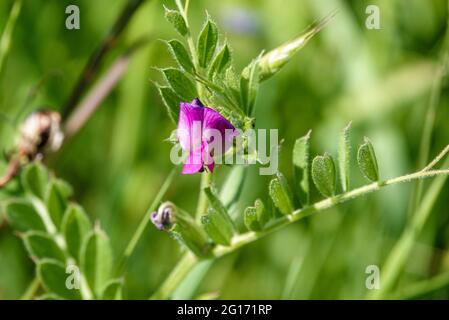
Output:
18 110 64 159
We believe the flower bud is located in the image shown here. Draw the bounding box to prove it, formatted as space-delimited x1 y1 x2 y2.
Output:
151 201 177 231
152 202 211 257
257 12 336 81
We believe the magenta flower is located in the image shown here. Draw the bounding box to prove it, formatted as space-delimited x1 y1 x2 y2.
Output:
177 98 238 174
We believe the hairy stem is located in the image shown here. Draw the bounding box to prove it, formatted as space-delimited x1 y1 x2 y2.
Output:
368 157 449 299
408 0 449 216
152 165 449 299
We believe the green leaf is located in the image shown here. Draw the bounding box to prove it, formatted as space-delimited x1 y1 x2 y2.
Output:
209 43 232 77
80 228 113 297
23 231 65 263
219 166 247 209
244 199 266 231
156 84 181 123
338 122 352 192
54 179 73 199
61 205 91 261
201 211 232 246
101 279 123 300
164 6 188 36
293 130 311 205
357 137 380 182
204 187 236 233
197 18 218 67
37 259 81 300
45 181 67 229
312 153 336 197
162 68 197 102
21 163 49 199
166 39 194 73
171 223 210 257
240 57 260 115
244 207 260 231
269 172 295 215
169 208 210 257
5 199 46 232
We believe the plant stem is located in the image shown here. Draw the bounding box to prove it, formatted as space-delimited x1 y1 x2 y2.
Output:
117 168 176 275
151 252 198 299
195 171 213 221
176 0 206 102
62 0 147 118
368 158 449 299
20 277 40 300
64 38 149 137
152 165 449 299
0 0 22 77
390 270 449 299
408 1 449 216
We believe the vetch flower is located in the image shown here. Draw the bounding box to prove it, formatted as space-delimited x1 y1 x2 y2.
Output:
177 98 238 174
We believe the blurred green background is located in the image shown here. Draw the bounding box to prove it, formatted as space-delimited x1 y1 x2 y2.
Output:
1 0 449 299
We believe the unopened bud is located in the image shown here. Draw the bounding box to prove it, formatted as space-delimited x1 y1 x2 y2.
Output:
152 202 211 257
258 11 336 81
151 201 176 231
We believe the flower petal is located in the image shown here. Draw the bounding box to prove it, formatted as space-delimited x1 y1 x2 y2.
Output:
203 107 237 154
177 102 203 151
182 149 204 174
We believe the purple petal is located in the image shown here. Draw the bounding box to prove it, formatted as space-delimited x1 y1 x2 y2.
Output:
177 102 203 152
203 107 238 154
182 149 204 174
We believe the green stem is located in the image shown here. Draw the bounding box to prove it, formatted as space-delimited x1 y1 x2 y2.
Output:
151 252 197 299
368 158 449 299
195 171 213 221
117 168 176 275
0 0 22 77
176 0 206 102
152 165 449 299
20 277 40 300
390 270 449 299
408 0 449 216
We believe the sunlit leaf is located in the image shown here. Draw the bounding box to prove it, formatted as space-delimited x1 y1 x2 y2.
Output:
162 68 197 102
293 130 311 206
164 6 188 36
197 18 218 68
312 153 336 197
357 137 380 182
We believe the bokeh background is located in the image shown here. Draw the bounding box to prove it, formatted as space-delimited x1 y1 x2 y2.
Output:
1 0 449 299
